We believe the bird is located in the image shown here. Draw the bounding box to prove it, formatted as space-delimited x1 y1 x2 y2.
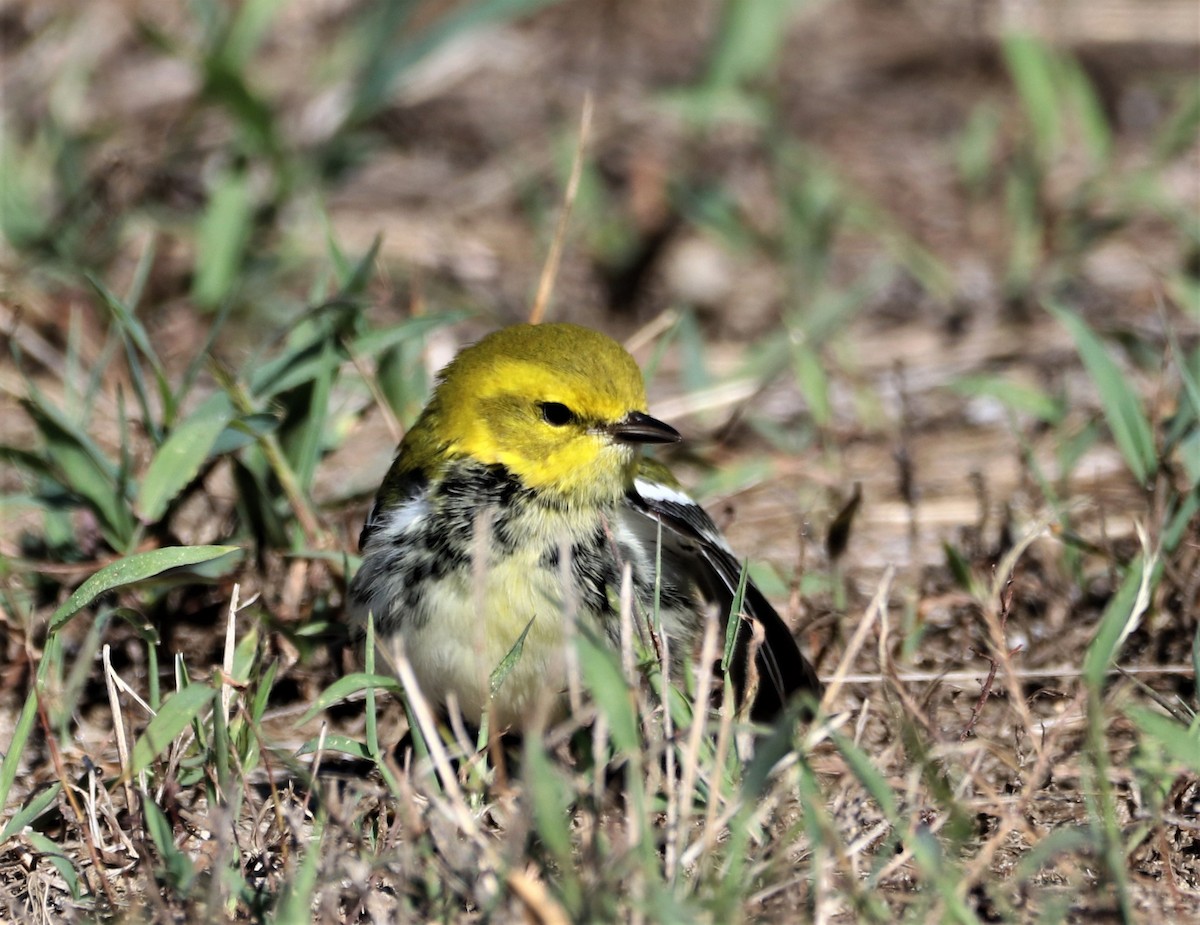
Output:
347 322 821 731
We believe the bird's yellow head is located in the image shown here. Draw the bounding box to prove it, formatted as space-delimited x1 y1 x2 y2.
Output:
409 323 679 502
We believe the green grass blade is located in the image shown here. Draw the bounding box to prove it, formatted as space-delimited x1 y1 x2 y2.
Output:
1194 618 1200 705
193 167 253 309
20 394 133 546
0 782 62 841
271 813 325 924
347 0 556 125
1126 707 1200 771
830 731 900 818
1002 32 1063 163
705 0 794 94
950 374 1063 424
128 684 217 777
135 393 234 523
0 688 40 824
87 272 172 424
49 545 242 631
296 735 373 760
1082 552 1157 687
144 797 195 890
221 0 286 68
1047 301 1157 485
22 831 82 901
490 617 535 698
298 672 402 725
285 341 334 492
577 633 639 755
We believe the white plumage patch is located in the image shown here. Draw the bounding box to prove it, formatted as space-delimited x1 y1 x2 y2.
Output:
633 476 735 554
633 477 694 508
365 495 430 546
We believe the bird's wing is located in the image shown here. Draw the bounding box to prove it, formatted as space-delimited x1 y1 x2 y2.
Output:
623 469 822 721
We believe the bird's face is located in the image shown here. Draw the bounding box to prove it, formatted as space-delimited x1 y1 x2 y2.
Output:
433 324 680 502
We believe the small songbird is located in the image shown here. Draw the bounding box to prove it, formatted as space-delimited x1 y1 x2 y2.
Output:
348 323 821 730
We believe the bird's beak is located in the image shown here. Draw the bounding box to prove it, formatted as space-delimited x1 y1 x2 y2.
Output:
605 410 681 445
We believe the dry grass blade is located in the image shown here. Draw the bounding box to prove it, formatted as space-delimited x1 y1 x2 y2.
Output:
528 93 593 326
506 867 571 925
672 610 719 878
102 645 136 814
820 565 894 711
383 636 485 847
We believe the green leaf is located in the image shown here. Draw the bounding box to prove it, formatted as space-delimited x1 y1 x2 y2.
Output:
1165 333 1200 472
706 0 794 91
271 815 325 924
128 684 217 777
664 0 795 126
1061 55 1112 165
210 412 280 455
1194 618 1200 705
249 659 279 724
1154 81 1200 162
793 341 832 428
87 272 173 438
144 797 194 889
49 546 242 631
349 312 468 364
0 689 45 834
576 634 639 755
347 0 557 125
246 316 349 399
135 393 234 523
1127 707 1200 771
951 374 1063 423
1047 302 1157 485
0 445 55 480
0 783 61 841
296 735 373 760
286 340 334 491
193 167 253 308
333 233 382 297
522 734 574 863
23 831 82 900
221 0 287 67
1179 429 1200 486
490 617 535 698
21 395 134 545
956 103 1002 194
1083 554 1157 686
231 625 260 684
297 672 402 725
723 561 751 672
831 731 900 818
1002 33 1063 163
942 541 978 596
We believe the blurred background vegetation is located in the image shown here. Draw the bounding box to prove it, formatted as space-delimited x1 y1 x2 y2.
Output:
1 0 1198 921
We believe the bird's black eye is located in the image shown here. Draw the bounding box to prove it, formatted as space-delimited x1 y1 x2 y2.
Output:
540 402 576 426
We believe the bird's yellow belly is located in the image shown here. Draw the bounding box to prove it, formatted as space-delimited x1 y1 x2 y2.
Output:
396 553 579 730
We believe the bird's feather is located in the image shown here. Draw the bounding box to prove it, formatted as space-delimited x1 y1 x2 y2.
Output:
625 475 822 720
